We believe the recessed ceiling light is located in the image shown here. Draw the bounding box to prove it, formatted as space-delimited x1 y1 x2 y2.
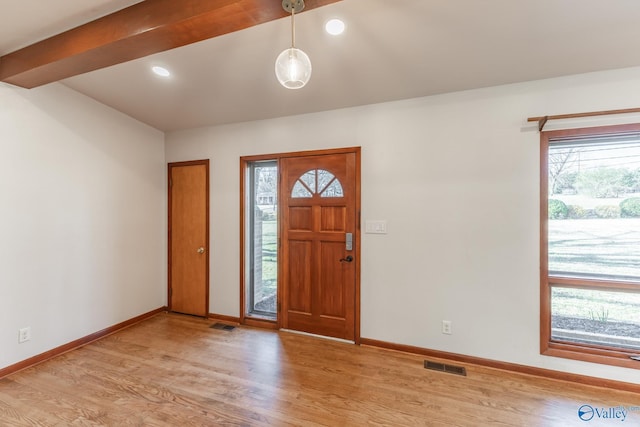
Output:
152 66 171 77
325 19 345 36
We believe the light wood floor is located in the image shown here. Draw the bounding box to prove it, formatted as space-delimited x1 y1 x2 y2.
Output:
0 313 638 426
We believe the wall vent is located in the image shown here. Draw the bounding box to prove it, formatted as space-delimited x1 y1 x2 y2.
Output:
424 360 467 376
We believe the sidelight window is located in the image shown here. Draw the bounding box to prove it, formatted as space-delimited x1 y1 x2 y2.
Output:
247 161 278 317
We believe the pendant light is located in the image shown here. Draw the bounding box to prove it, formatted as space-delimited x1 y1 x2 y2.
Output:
275 0 312 89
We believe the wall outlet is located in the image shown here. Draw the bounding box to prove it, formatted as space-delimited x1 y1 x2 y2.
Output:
442 320 452 335
18 327 31 343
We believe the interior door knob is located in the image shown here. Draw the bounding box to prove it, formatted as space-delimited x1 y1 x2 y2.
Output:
197 247 205 254
340 255 353 263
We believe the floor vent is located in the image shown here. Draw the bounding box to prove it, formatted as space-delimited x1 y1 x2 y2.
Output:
210 323 235 331
424 360 467 376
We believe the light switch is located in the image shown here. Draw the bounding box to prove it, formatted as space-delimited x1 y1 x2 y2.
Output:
365 220 387 234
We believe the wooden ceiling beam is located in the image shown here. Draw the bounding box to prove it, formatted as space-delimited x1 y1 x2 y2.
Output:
0 0 341 89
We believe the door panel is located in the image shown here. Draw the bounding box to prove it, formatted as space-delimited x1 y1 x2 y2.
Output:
169 161 209 317
288 240 312 313
289 207 313 231
319 241 346 317
281 152 358 340
321 206 346 231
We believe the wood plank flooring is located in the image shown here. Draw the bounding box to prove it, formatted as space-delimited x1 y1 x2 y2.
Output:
0 313 638 426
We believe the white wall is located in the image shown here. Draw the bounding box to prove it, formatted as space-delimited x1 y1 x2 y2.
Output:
0 83 166 370
166 66 640 384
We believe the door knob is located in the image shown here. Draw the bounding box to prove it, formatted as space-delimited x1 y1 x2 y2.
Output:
340 255 353 263
197 247 205 254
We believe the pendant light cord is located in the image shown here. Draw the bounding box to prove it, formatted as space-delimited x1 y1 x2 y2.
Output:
291 7 296 48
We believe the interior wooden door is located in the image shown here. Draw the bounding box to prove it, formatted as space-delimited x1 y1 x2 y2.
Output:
168 160 209 317
281 151 359 341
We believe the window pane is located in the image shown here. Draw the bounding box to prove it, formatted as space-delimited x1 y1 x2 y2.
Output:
548 139 640 281
300 170 316 193
551 287 640 350
320 179 344 198
292 181 313 198
291 169 344 198
317 169 335 193
249 163 277 316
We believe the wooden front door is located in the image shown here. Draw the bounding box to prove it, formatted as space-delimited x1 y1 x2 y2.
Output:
168 160 209 317
281 151 359 341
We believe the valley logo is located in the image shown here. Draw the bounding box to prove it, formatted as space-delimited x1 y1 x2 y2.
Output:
578 404 639 422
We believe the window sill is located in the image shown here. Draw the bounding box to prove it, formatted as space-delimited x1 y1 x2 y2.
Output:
242 316 278 330
543 341 640 370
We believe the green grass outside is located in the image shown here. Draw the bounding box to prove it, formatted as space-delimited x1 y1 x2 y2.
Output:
259 220 278 294
549 217 640 326
552 287 640 323
549 218 640 279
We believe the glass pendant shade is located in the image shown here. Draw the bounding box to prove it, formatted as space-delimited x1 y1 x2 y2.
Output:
275 47 312 89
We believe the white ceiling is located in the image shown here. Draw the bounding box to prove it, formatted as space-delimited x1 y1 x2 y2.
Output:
0 0 142 53
4 0 640 132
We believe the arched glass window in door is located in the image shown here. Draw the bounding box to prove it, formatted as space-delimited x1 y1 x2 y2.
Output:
291 169 344 198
